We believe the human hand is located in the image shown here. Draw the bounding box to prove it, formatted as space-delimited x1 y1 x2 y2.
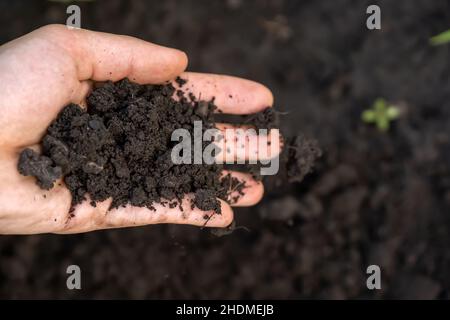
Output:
0 25 279 234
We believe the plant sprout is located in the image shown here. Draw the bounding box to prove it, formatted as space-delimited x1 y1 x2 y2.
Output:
361 98 400 132
430 29 450 46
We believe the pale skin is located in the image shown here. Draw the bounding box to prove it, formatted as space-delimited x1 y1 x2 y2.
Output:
0 25 281 235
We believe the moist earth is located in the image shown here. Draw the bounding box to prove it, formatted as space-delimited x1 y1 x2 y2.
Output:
19 79 226 213
18 78 319 216
3 0 448 300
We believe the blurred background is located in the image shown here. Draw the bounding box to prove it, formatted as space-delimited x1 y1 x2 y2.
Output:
1 0 450 299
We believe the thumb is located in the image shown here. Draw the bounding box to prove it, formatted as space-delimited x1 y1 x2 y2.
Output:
36 24 189 83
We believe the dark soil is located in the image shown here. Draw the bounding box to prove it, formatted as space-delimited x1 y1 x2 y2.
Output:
18 148 62 190
18 77 315 216
1 0 450 300
19 79 228 213
285 135 322 183
242 108 279 130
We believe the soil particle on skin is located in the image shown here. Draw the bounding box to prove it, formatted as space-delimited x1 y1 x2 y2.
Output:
219 172 247 204
194 189 220 211
175 76 187 87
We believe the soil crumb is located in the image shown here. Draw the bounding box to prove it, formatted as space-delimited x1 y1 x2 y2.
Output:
18 148 62 190
241 107 279 130
285 135 322 183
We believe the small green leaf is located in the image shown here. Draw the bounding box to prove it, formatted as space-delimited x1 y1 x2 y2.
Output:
376 117 389 131
362 98 400 132
386 106 400 119
374 98 386 111
430 29 450 46
362 110 376 122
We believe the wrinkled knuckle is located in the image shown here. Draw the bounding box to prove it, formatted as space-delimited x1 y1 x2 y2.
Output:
54 216 76 234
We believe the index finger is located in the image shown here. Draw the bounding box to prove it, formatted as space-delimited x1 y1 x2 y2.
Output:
175 72 274 114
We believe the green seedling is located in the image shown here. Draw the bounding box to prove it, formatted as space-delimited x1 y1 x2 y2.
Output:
361 98 400 132
430 29 450 46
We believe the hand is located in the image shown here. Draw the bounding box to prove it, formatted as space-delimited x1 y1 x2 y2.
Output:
0 25 279 234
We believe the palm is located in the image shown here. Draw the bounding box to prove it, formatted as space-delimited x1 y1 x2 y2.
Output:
0 25 278 234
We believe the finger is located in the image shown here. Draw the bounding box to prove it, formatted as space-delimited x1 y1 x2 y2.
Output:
0 25 188 148
214 124 282 162
39 25 189 83
174 72 273 114
58 195 233 233
72 80 92 107
221 171 264 206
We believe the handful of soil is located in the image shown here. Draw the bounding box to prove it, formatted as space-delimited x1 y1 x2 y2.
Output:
18 77 321 218
18 78 232 213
